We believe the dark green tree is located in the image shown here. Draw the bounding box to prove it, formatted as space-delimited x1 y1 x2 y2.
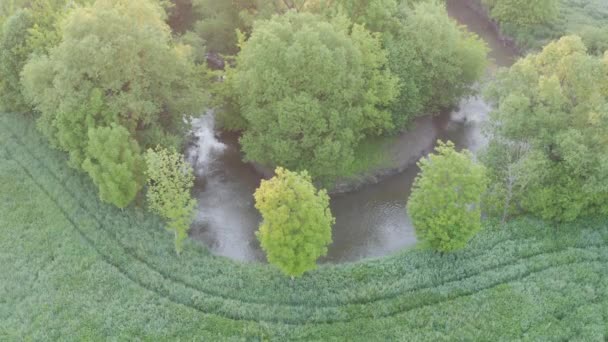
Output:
0 9 32 112
233 12 398 184
384 2 488 129
21 0 207 151
482 0 558 26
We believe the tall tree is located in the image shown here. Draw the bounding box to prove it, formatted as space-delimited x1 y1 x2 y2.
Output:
0 0 90 113
255 168 334 278
482 0 558 26
233 12 398 184
0 9 32 112
407 141 488 252
145 147 197 255
82 124 145 208
484 35 608 221
21 0 207 152
384 2 488 129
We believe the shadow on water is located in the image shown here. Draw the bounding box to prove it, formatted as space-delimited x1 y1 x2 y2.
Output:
187 1 518 263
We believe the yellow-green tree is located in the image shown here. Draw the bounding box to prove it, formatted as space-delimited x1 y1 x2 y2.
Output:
144 147 196 255
255 168 334 278
82 124 145 208
407 141 488 252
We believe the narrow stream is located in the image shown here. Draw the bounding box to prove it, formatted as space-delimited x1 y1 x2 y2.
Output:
187 1 518 263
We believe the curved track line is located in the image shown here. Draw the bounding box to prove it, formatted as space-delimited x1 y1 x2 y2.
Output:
5 125 605 310
2 125 607 326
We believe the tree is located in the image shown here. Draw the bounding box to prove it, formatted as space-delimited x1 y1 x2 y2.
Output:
0 9 32 112
384 2 488 129
21 0 207 152
482 0 558 26
254 167 334 278
191 0 296 55
144 147 197 255
407 141 488 252
484 35 608 222
233 12 398 184
82 124 145 208
0 0 91 112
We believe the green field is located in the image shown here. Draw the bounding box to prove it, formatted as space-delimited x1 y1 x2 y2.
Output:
1 113 607 339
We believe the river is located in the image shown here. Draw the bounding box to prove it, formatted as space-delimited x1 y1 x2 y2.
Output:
187 0 518 263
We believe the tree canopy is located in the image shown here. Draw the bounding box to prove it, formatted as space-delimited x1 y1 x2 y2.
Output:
484 35 608 221
22 0 207 153
254 168 334 277
407 141 488 252
483 0 558 26
384 2 488 128
232 11 398 184
0 0 91 113
0 9 32 112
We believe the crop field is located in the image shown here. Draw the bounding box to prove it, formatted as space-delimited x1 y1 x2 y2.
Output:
1 114 607 340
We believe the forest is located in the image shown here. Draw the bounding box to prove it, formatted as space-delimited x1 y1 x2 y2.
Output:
0 0 606 340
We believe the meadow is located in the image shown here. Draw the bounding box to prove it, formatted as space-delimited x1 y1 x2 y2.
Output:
1 114 606 340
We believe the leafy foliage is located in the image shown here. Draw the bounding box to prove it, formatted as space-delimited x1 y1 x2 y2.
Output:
0 0 89 113
144 147 197 255
407 141 488 252
484 35 608 221
233 11 398 184
0 9 32 112
254 168 334 277
483 0 559 26
82 123 145 208
21 0 207 151
385 2 488 128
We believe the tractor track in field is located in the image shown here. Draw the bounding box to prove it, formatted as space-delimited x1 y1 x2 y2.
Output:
2 121 607 326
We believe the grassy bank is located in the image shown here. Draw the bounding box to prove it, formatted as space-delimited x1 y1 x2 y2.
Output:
1 113 607 340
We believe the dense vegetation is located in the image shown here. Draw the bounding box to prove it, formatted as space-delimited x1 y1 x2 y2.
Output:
1 115 607 339
0 0 606 338
481 0 608 53
483 35 608 222
232 11 399 184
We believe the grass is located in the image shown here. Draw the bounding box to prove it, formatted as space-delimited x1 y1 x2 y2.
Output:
343 135 393 178
1 113 607 340
498 0 608 52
